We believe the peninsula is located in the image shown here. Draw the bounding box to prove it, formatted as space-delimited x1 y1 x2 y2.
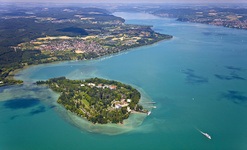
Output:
37 77 146 124
152 7 247 30
0 7 172 86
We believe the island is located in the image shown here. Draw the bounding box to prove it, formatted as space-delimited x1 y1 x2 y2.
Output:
37 77 147 124
0 7 172 87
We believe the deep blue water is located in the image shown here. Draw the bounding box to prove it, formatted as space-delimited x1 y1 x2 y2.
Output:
0 12 247 150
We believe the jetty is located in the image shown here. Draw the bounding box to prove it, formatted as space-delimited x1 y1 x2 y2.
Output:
144 106 156 108
139 102 156 104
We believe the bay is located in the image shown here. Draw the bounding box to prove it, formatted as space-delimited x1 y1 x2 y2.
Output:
0 12 247 150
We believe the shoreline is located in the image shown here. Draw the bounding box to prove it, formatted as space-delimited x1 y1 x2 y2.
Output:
1 36 159 134
34 74 154 128
7 36 172 82
7 60 65 81
152 14 247 30
36 78 152 132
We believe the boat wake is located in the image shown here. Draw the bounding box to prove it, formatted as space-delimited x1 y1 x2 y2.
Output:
196 128 212 140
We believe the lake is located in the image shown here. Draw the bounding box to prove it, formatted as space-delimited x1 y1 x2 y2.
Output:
0 12 247 150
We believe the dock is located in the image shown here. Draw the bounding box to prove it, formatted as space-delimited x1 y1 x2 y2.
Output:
139 102 156 104
144 106 156 108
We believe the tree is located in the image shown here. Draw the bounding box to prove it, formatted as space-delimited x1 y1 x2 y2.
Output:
122 107 127 114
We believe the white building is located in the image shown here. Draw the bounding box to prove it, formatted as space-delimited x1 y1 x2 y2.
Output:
127 107 131 112
88 83 95 87
127 99 131 103
115 104 122 109
103 85 110 89
0 81 3 84
96 85 103 88
80 84 85 87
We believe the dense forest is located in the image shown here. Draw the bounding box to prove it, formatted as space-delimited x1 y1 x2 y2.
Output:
37 77 145 124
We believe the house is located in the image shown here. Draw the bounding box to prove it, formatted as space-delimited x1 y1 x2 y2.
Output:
119 102 129 107
115 104 122 109
127 99 131 103
0 81 3 84
127 107 131 112
120 99 125 103
88 83 95 87
103 85 110 89
96 85 103 88
96 84 102 88
80 84 85 87
109 85 117 90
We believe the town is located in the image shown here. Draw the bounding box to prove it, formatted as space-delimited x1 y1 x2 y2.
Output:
37 39 108 53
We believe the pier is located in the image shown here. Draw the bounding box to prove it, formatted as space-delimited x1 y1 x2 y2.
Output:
140 102 157 110
140 102 156 104
144 106 156 108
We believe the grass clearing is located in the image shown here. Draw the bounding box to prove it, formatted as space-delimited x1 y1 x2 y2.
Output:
81 99 90 109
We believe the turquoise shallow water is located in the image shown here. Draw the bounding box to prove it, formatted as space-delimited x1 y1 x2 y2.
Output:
1 12 247 149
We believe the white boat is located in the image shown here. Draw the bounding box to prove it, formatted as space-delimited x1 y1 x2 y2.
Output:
147 111 151 115
200 131 211 140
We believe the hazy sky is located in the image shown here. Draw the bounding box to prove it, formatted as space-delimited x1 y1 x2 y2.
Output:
1 0 246 3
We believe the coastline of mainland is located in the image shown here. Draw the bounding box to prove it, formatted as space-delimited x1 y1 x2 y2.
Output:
3 34 172 86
